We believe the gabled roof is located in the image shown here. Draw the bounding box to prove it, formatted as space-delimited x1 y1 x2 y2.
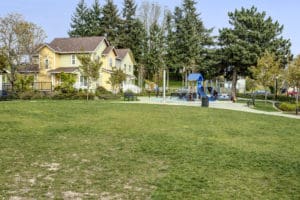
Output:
115 48 136 64
115 49 130 60
102 46 117 56
43 36 107 53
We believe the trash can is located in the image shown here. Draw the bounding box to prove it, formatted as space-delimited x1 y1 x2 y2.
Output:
201 96 209 107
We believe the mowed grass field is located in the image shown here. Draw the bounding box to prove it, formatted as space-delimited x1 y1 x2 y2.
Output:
0 101 299 199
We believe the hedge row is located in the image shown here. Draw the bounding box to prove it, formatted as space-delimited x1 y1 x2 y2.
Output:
0 90 122 101
237 93 296 103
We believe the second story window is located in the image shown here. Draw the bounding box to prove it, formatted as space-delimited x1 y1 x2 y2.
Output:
45 58 49 69
129 65 132 73
109 58 113 67
124 64 127 72
71 54 76 65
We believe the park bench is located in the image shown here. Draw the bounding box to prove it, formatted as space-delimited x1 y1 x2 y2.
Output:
124 92 137 101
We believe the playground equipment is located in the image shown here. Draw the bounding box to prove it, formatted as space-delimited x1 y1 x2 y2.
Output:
187 73 218 101
187 73 205 98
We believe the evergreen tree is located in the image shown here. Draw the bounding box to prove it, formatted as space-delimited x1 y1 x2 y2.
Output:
118 0 137 48
164 11 176 70
101 0 121 45
172 6 186 83
146 21 165 83
172 0 213 85
69 0 90 37
88 0 103 36
119 0 147 88
219 6 292 100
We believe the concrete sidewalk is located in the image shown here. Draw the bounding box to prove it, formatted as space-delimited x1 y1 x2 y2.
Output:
123 97 300 119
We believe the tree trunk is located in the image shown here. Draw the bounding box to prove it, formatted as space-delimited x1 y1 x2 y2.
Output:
264 89 268 104
182 70 185 87
231 67 238 102
185 71 188 87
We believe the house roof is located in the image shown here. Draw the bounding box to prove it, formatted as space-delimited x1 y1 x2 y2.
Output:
17 64 39 73
47 36 106 53
48 67 79 74
115 49 130 60
102 46 117 56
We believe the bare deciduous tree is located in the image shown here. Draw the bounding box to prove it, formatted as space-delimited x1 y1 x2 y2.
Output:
0 13 46 91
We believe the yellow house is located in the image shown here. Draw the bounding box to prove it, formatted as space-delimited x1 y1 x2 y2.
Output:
116 49 136 85
28 36 136 92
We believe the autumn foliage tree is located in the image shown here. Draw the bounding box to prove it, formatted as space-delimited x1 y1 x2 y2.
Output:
0 13 46 91
250 51 282 102
285 55 300 113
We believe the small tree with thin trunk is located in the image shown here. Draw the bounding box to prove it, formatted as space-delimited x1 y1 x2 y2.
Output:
78 54 102 100
246 77 256 94
250 51 281 103
286 55 300 114
107 67 126 94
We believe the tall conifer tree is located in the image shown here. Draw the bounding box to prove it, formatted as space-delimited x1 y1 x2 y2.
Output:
219 6 292 100
88 0 102 36
69 0 90 37
101 0 121 45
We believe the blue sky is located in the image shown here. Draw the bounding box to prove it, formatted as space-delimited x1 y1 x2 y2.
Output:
0 0 299 55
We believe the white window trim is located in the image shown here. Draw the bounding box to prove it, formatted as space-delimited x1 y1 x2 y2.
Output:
71 54 76 65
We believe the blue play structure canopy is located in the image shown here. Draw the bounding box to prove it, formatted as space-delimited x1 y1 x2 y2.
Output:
188 73 204 82
187 73 206 98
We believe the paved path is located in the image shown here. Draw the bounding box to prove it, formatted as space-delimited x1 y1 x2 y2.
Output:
123 97 300 119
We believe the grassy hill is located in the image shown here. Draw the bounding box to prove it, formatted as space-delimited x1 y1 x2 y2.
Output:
0 101 299 199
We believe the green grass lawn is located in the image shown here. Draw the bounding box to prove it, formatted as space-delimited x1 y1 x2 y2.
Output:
238 99 278 112
0 101 299 199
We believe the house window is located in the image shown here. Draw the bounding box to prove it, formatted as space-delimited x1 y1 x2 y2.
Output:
124 64 127 72
45 58 49 69
71 54 76 65
109 58 113 67
129 65 132 73
80 76 88 87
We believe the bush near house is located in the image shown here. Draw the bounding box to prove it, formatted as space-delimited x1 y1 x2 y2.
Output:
95 86 122 100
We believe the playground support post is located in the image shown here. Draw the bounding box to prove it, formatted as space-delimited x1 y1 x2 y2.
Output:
163 69 166 103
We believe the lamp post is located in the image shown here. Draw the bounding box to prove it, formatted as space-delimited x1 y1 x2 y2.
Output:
163 69 166 103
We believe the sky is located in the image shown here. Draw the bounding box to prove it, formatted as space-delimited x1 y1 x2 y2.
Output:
0 0 299 55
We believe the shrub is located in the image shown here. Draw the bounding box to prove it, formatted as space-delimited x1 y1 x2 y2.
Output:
95 86 112 96
51 91 95 100
0 91 18 101
98 94 121 100
19 91 36 100
279 102 298 112
237 93 295 102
